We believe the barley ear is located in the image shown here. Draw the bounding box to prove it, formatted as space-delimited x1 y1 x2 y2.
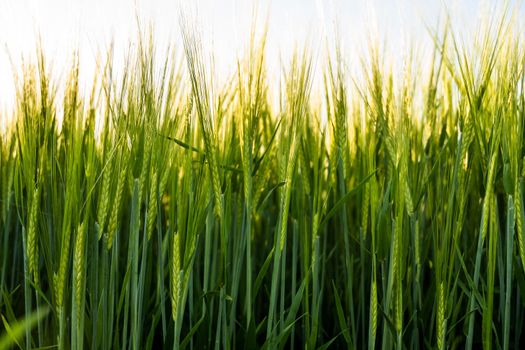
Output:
73 220 87 321
171 231 181 321
146 169 158 240
27 185 41 285
436 282 446 350
369 279 378 348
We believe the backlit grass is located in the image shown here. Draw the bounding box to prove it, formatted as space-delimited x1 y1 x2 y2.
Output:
1 9 525 350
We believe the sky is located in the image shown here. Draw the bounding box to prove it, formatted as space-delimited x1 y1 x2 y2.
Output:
0 0 523 114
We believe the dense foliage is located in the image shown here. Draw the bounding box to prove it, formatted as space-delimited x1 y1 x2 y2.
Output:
1 12 525 349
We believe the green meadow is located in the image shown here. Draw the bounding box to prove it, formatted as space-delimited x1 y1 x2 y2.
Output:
1 9 525 350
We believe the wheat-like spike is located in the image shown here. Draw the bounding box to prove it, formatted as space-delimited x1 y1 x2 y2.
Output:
279 138 297 252
27 184 40 285
107 158 128 249
460 116 474 172
436 282 446 350
56 225 72 314
392 215 402 287
369 279 378 343
209 141 223 220
73 220 87 321
404 177 414 215
241 109 253 203
336 110 348 177
180 18 222 221
279 188 291 252
396 279 403 335
394 181 404 336
252 170 268 209
329 134 339 187
312 212 319 239
279 135 289 182
171 232 181 321
2 156 15 222
146 169 158 240
159 161 171 196
138 129 152 204
384 131 397 168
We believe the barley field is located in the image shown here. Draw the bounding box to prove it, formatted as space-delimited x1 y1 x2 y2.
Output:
1 5 525 350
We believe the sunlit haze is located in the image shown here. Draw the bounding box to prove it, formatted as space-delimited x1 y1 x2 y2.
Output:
0 0 523 113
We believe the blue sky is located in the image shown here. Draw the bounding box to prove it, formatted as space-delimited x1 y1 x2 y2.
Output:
0 0 523 112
